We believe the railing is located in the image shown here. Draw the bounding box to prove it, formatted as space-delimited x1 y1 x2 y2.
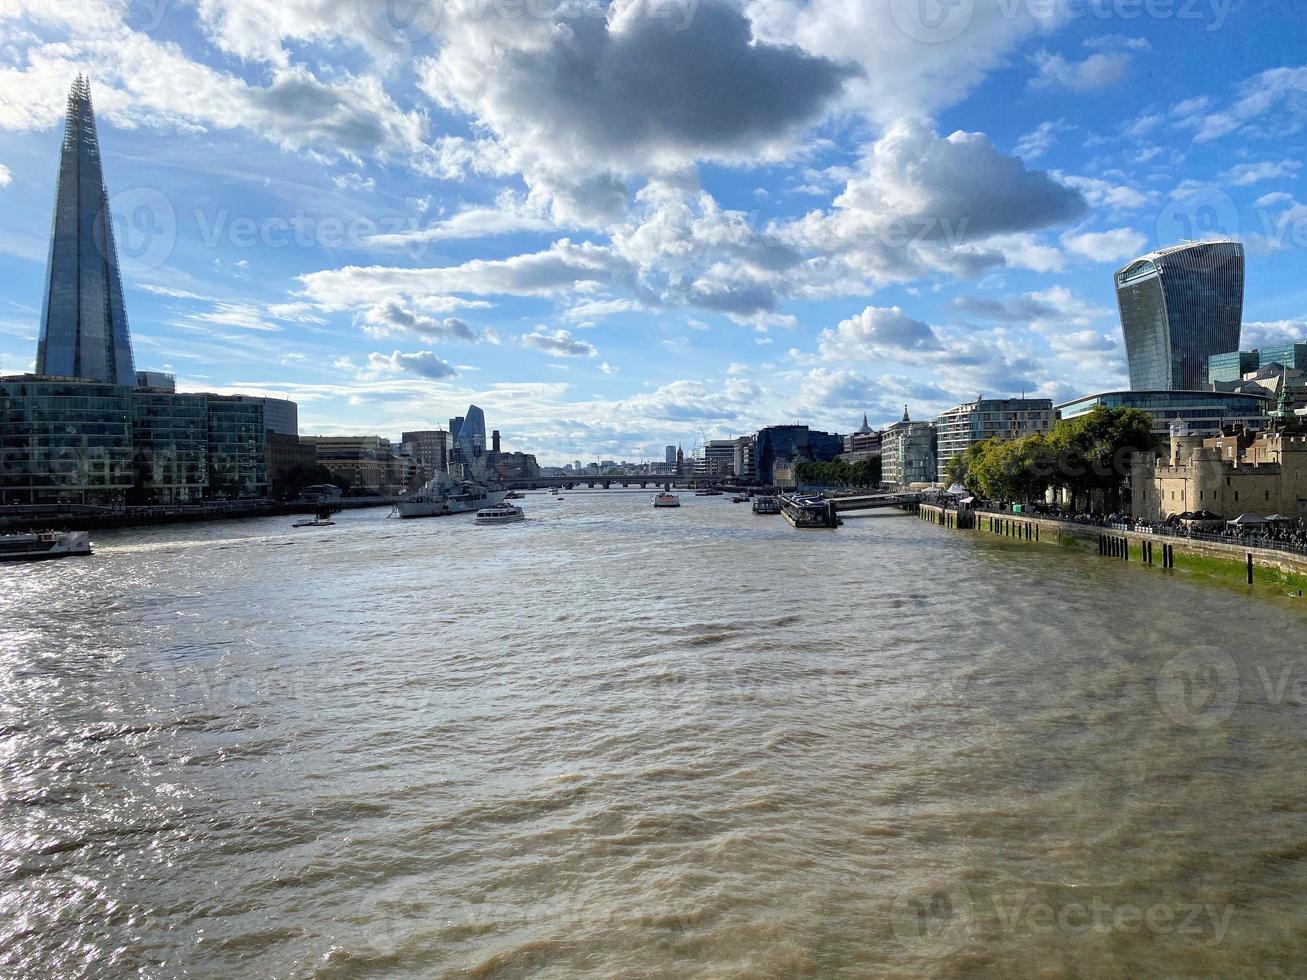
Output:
971 505 1307 559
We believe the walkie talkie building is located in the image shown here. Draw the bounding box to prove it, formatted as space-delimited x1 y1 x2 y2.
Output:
1114 241 1244 391
36 76 136 385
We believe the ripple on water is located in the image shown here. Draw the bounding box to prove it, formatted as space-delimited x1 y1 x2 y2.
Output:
3 499 1307 977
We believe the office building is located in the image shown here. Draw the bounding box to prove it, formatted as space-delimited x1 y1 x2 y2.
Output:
1115 241 1244 391
401 430 449 481
881 409 937 487
0 375 133 505
130 387 207 504
204 395 268 498
843 414 882 457
933 396 1054 478
700 440 737 478
1057 390 1272 437
733 436 755 480
36 77 136 386
665 445 677 467
1209 345 1307 385
752 426 843 486
301 436 394 494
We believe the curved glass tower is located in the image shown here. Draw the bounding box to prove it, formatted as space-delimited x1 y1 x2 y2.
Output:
1114 241 1243 391
36 76 136 385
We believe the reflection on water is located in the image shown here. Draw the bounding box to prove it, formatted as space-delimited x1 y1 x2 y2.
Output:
2 493 1306 977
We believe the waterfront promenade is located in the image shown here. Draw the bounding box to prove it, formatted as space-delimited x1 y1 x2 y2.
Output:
919 502 1307 593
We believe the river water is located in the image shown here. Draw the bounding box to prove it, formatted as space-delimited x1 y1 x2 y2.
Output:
2 492 1307 978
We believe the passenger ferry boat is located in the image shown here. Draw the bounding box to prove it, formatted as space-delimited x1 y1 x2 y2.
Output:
475 503 526 525
0 530 93 562
751 496 781 515
780 493 838 529
653 492 681 508
395 473 507 518
694 487 723 496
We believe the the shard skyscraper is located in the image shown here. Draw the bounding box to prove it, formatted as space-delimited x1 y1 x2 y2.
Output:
36 76 136 385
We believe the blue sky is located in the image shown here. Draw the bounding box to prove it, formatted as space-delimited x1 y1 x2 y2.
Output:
1 0 1305 464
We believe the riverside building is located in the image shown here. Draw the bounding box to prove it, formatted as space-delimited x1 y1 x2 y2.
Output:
881 408 937 488
1132 426 1307 522
0 78 296 508
933 397 1054 479
1056 390 1272 437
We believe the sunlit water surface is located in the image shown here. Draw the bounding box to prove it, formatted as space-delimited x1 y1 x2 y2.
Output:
3 493 1307 977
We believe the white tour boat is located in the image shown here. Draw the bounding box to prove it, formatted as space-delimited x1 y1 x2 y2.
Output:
653 492 681 508
0 530 93 562
475 503 526 525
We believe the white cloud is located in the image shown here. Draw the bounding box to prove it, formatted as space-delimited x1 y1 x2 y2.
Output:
1222 160 1302 186
1061 227 1148 263
1029 50 1133 93
521 328 598 358
357 301 479 343
364 349 458 381
1014 120 1071 160
0 163 11 187
332 171 375 192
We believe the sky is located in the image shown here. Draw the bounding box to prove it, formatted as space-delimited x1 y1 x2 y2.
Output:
1 0 1305 465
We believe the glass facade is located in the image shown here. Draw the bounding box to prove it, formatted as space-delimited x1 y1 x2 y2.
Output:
0 377 133 505
1207 350 1260 385
131 391 207 504
205 396 267 498
1115 241 1244 391
1210 344 1307 384
36 77 136 386
753 426 843 485
881 421 937 487
1057 390 1271 436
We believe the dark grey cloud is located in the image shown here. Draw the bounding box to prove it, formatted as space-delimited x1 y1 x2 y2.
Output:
952 294 1062 322
427 0 853 174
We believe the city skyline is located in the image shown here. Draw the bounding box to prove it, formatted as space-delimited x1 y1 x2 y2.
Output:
1 4 1306 464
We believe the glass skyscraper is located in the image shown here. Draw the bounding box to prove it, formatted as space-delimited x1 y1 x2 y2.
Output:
36 76 136 385
1114 241 1244 391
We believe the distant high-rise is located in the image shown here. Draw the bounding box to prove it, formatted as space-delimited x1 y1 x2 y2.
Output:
665 445 676 467
36 76 136 385
1115 241 1244 391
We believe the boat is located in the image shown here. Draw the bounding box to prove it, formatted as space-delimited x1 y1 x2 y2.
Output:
0 529 93 562
694 488 723 496
653 492 681 508
732 495 749 503
293 506 336 528
780 493 838 529
395 472 507 518
504 491 525 500
475 503 526 525
752 496 781 515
